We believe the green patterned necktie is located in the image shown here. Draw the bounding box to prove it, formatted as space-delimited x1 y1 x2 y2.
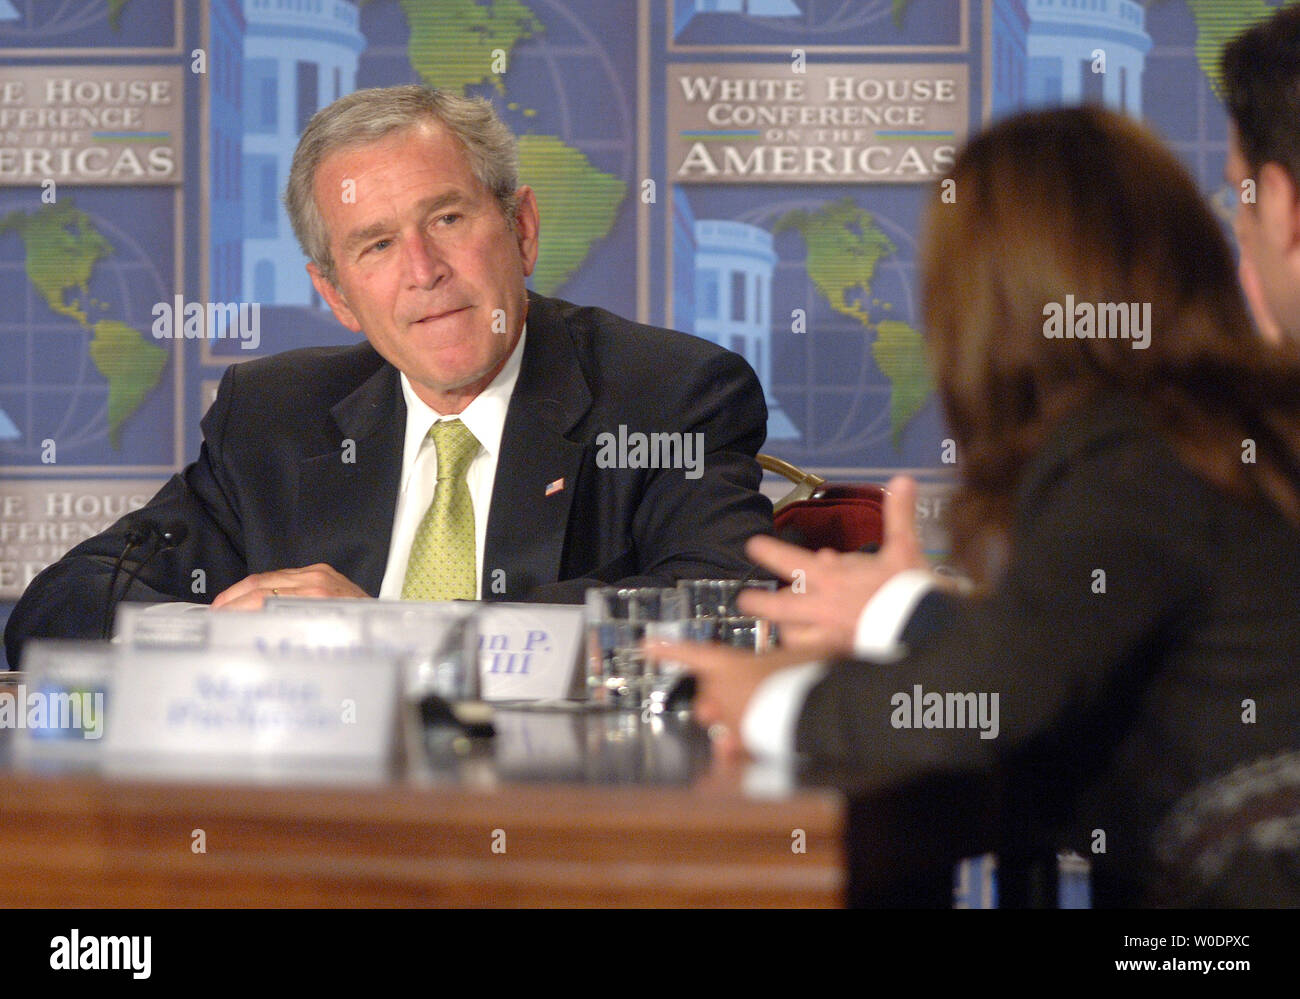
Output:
401 419 480 601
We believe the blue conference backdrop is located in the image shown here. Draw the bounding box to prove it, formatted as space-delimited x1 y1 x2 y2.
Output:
0 0 1282 663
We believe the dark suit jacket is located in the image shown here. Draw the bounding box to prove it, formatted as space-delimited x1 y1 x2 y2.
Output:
5 294 773 663
796 394 1300 906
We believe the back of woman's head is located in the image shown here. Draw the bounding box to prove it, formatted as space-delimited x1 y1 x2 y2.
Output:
922 105 1300 575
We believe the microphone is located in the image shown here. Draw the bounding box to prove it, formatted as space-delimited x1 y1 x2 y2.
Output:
101 520 159 639
120 521 188 601
101 520 188 640
157 521 189 548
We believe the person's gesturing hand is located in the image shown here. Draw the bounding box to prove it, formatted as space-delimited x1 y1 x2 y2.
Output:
211 564 372 610
737 475 929 653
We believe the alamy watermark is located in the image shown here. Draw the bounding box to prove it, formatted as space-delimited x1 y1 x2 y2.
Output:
595 425 704 480
1042 295 1150 350
0 684 105 739
151 296 261 350
890 683 999 740
50 930 150 979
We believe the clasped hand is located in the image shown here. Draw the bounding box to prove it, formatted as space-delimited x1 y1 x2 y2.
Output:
211 563 371 610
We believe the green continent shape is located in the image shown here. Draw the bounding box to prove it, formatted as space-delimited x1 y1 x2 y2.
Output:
872 319 932 449
401 0 541 94
0 202 112 326
107 0 132 30
892 0 915 29
518 134 626 296
1183 0 1278 97
773 197 894 326
87 319 168 448
776 199 931 447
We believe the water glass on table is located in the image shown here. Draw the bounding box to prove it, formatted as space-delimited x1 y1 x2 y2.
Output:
584 586 688 710
676 578 779 651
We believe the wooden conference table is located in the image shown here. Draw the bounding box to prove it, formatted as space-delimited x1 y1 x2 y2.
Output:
0 681 845 908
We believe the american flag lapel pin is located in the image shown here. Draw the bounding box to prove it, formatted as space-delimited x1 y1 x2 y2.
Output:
545 477 565 497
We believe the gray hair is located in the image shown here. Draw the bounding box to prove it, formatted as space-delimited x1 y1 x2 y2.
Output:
285 85 520 283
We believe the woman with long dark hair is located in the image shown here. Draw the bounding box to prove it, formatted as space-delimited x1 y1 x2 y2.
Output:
652 106 1300 906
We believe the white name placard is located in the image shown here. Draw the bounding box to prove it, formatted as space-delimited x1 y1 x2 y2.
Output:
113 602 210 649
476 603 585 701
104 647 400 771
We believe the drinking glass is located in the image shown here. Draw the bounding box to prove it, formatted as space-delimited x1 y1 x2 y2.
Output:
676 579 778 651
584 587 688 710
676 578 776 619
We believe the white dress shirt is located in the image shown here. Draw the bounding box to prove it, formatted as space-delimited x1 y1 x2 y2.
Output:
741 569 939 759
378 328 526 600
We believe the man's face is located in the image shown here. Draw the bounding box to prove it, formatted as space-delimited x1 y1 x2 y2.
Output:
1226 124 1300 343
307 121 539 413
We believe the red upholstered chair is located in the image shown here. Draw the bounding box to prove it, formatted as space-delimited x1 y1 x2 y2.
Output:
759 454 885 553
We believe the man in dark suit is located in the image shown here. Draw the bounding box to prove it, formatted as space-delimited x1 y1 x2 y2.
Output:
3 86 771 665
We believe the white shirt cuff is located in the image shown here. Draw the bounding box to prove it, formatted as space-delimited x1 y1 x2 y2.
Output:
740 661 827 761
853 569 938 660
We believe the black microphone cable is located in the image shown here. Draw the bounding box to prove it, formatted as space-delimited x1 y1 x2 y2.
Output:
102 521 188 639
101 520 159 639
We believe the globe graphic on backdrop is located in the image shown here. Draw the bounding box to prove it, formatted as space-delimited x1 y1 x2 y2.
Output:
507 0 635 183
0 201 170 462
497 0 636 296
741 196 930 465
369 0 634 301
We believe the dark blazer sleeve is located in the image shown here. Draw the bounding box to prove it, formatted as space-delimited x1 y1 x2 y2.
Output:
898 588 961 649
794 415 1206 789
527 343 772 602
3 364 252 664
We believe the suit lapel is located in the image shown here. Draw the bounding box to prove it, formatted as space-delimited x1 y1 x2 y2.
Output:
484 295 591 599
293 358 404 595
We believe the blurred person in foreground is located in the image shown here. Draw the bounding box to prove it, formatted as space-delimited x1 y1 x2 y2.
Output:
649 105 1300 907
